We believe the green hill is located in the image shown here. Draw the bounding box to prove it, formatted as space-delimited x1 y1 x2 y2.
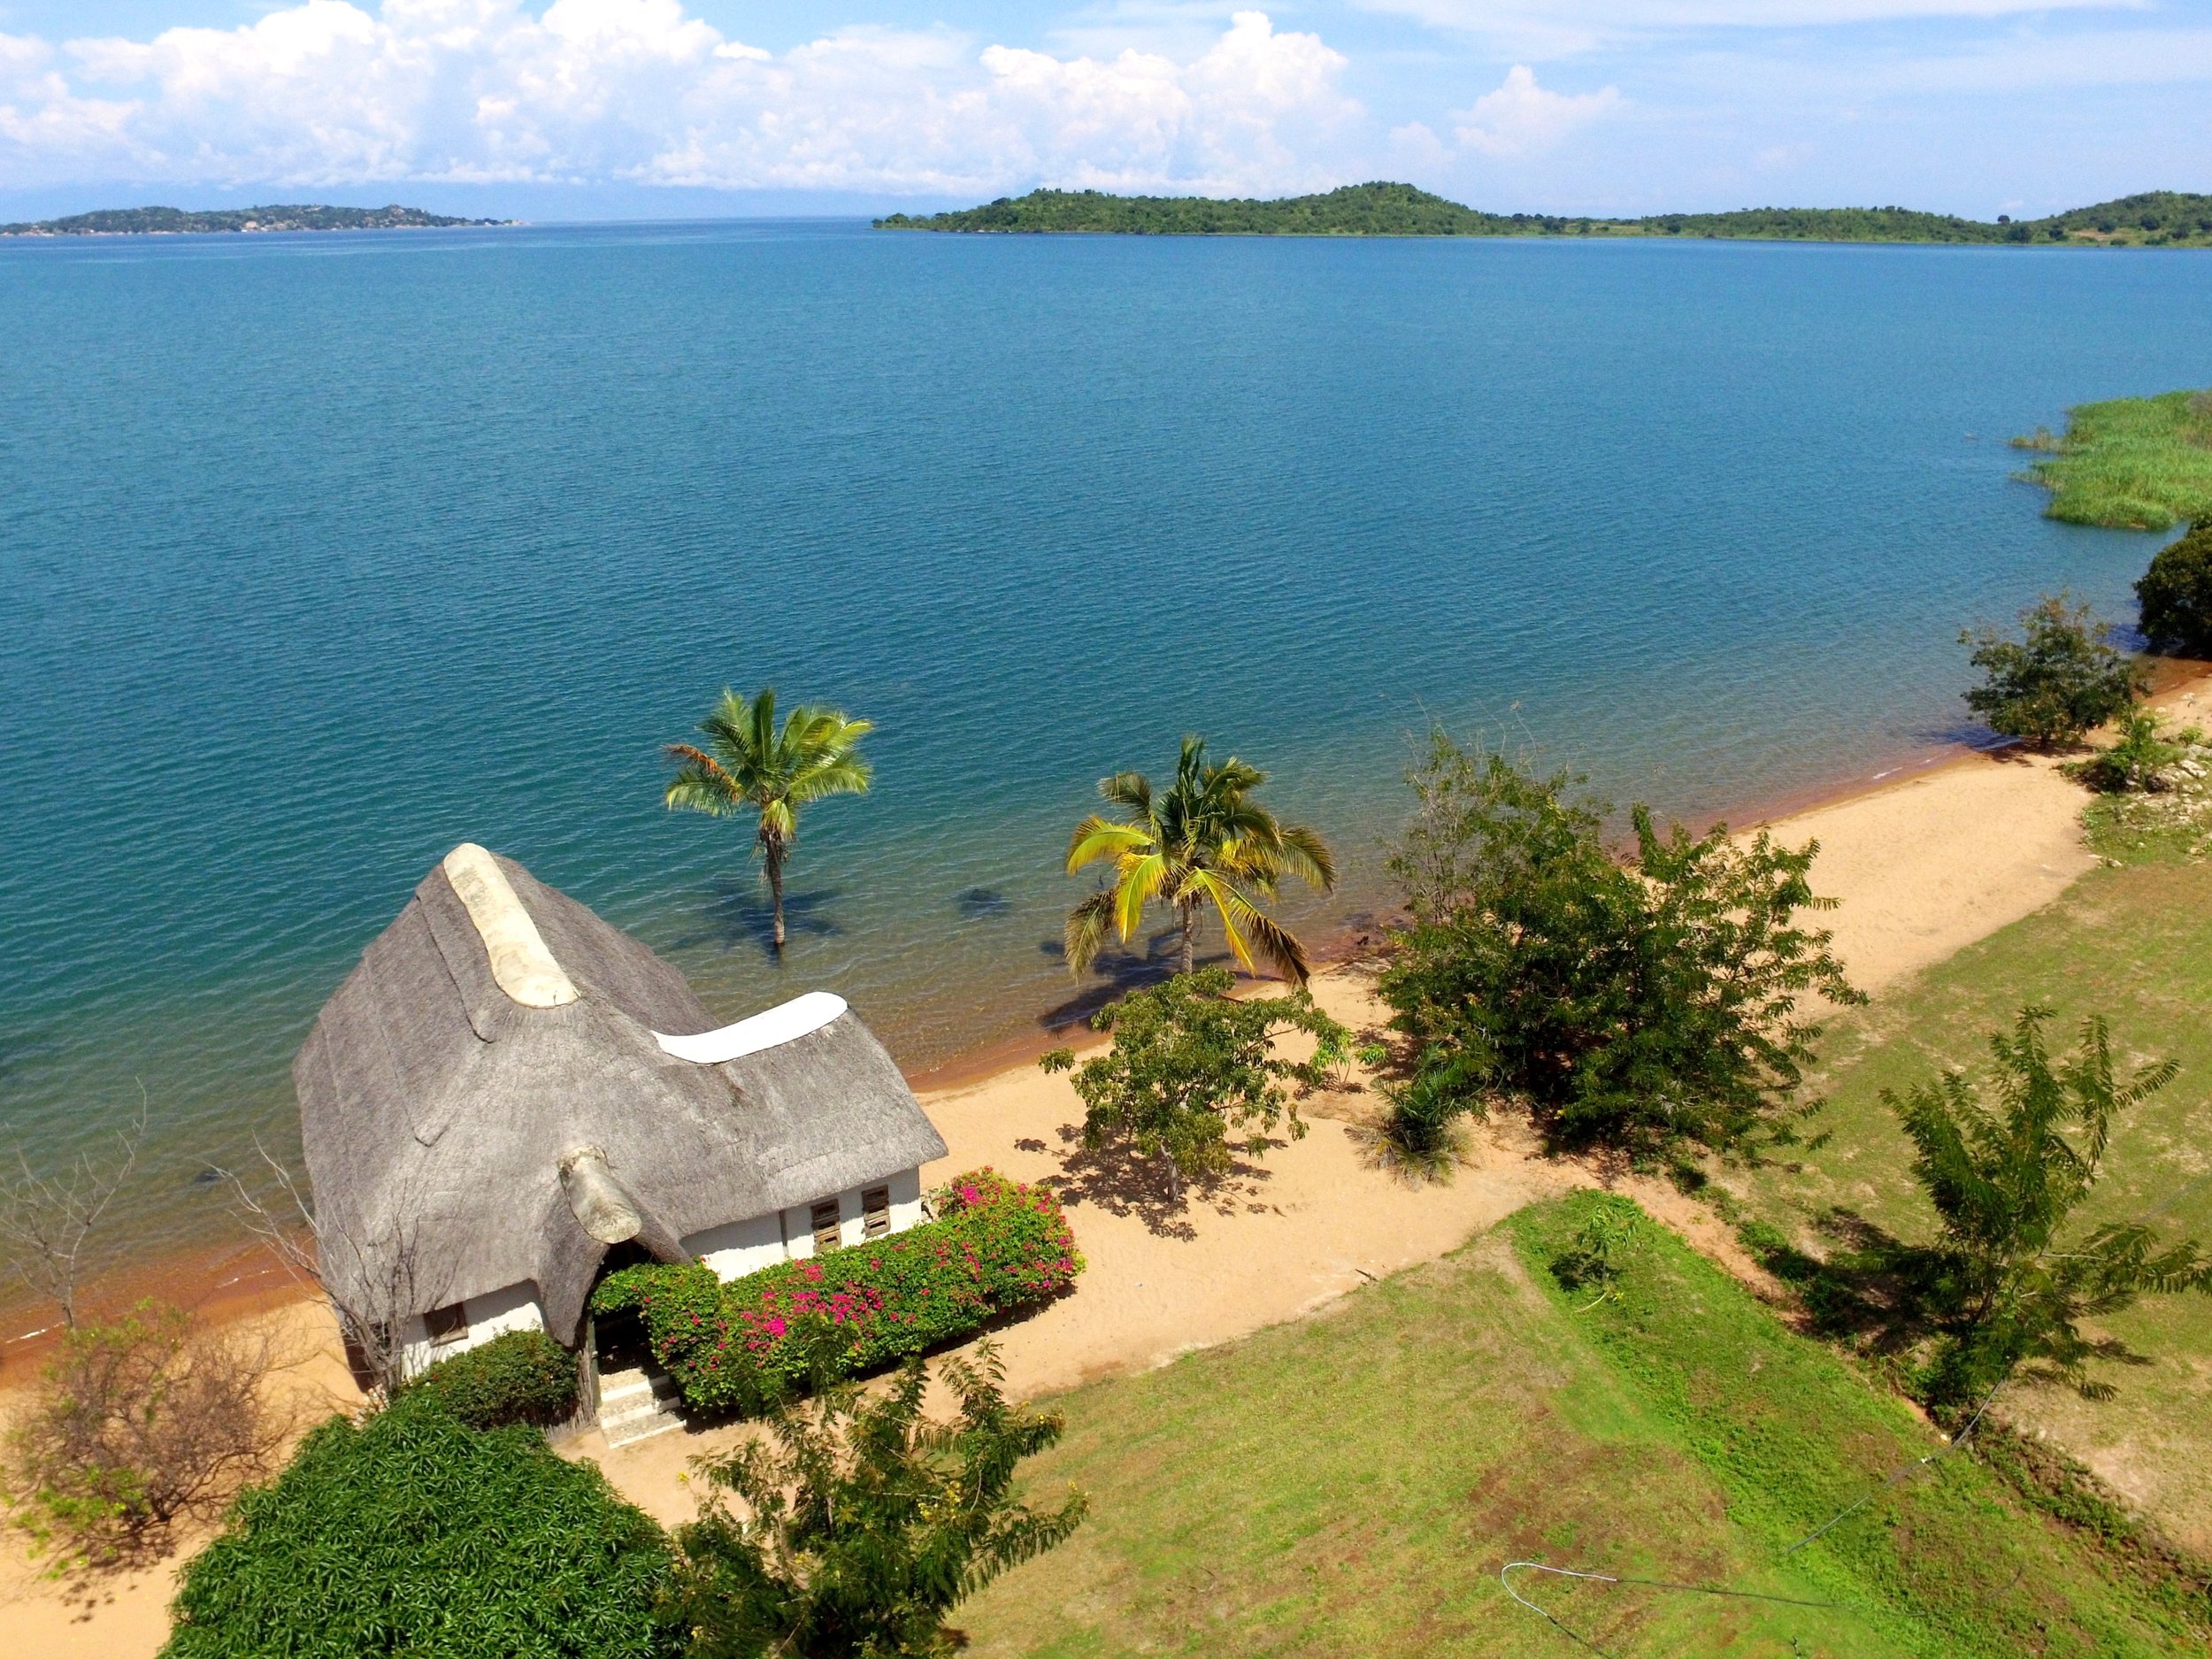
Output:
879 183 2212 246
0 204 507 236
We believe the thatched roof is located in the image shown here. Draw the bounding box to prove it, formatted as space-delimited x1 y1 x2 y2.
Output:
294 845 946 1344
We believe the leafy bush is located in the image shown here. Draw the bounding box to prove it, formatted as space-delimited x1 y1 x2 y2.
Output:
1960 594 2146 749
163 1393 672 1659
666 1343 1083 1658
2064 710 2199 795
1886 1007 2212 1407
1040 968 1347 1194
592 1171 1079 1417
2135 520 2212 655
402 1329 578 1429
1379 736 1860 1158
2 1300 285 1567
1356 1046 1486 1184
1548 1195 1645 1309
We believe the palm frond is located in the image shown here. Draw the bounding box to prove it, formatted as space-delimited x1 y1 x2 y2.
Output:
1097 770 1155 818
1276 823 1338 891
1204 874 1312 983
1063 890 1118 976
1113 853 1170 942
1065 818 1152 872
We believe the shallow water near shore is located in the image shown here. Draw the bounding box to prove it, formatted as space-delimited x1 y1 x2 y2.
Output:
1 220 2203 1271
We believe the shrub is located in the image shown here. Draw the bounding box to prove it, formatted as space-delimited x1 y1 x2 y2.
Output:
2135 520 2212 655
1039 968 1348 1195
163 1393 672 1659
1960 594 2146 749
1356 1045 1486 1184
2063 709 2198 795
402 1328 578 1429
1548 1195 1645 1309
592 1171 1079 1417
1886 1007 2212 1408
666 1343 1083 1658
1379 737 1860 1158
2 1300 286 1568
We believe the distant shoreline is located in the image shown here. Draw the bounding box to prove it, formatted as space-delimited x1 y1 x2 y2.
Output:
0 204 515 239
879 181 2212 247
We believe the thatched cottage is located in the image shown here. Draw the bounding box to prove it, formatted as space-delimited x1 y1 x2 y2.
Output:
294 842 947 1379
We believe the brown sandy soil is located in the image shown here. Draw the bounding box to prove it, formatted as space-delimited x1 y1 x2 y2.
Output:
3 738 2129 1652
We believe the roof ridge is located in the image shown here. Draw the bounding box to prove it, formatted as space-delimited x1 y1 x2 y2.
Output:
440 843 579 1009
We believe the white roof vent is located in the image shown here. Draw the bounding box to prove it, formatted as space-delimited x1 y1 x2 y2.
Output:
656 990 848 1064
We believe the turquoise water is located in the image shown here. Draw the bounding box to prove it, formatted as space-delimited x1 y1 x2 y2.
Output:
0 219 2202 1261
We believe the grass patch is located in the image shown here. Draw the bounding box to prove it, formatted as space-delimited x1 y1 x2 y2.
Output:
1725 859 2212 1552
957 1194 2198 1656
2015 390 2212 529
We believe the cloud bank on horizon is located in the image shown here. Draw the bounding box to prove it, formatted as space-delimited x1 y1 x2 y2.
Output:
0 0 2206 211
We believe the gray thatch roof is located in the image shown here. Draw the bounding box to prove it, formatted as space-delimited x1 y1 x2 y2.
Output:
294 846 946 1344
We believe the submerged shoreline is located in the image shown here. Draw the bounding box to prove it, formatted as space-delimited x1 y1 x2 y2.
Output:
18 673 2206 1372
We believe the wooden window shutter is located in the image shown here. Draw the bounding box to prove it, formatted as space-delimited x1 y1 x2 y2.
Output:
425 1302 468 1346
863 1186 891 1239
810 1199 842 1254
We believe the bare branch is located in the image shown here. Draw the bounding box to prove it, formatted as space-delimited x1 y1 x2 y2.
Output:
0 1089 150 1330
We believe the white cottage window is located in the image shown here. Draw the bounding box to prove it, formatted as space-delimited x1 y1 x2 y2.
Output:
425 1302 468 1346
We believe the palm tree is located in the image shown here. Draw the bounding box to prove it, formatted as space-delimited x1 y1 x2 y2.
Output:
1064 736 1335 984
664 688 873 949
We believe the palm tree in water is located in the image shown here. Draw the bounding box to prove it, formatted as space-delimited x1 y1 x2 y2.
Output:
1064 735 1334 983
664 688 872 949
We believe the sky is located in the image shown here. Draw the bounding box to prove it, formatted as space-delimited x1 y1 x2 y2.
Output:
0 0 2206 219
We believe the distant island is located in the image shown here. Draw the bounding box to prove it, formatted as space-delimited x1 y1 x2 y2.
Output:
0 204 511 237
877 181 2212 246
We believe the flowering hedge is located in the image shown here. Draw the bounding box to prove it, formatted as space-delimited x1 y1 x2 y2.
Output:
589 1169 1080 1416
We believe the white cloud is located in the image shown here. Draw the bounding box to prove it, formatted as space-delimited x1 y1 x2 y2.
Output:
1362 0 2139 58
1453 64 1620 154
0 2 1363 193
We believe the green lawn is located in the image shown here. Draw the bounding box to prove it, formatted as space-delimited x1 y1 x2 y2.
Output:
2016 389 2212 529
959 1192 2200 1657
1723 856 2212 1552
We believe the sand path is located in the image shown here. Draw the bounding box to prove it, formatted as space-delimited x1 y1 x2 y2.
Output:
2 734 2121 1649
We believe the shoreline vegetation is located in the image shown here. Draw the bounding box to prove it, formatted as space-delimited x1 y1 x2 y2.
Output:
2016 388 2212 528
878 180 2212 245
10 680 2212 1653
0 204 511 238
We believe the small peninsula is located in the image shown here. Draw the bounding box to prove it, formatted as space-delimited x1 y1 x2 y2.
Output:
0 204 510 237
878 181 2212 246
2015 388 2212 529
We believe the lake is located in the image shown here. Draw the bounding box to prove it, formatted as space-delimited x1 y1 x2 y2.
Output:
0 219 2200 1271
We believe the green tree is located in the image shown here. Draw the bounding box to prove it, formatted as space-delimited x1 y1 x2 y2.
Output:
1960 595 2146 749
664 1344 1083 1659
1886 1007 2212 1406
2134 520 2212 655
1379 735 1859 1159
1041 968 1347 1196
665 688 873 949
1063 736 1334 982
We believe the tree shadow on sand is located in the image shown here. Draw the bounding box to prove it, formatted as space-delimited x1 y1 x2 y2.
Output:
1040 1120 1286 1241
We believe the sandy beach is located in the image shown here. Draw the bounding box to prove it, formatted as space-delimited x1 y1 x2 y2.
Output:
0 710 2177 1655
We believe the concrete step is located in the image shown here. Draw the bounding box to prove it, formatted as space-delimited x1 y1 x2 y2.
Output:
596 1365 684 1448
